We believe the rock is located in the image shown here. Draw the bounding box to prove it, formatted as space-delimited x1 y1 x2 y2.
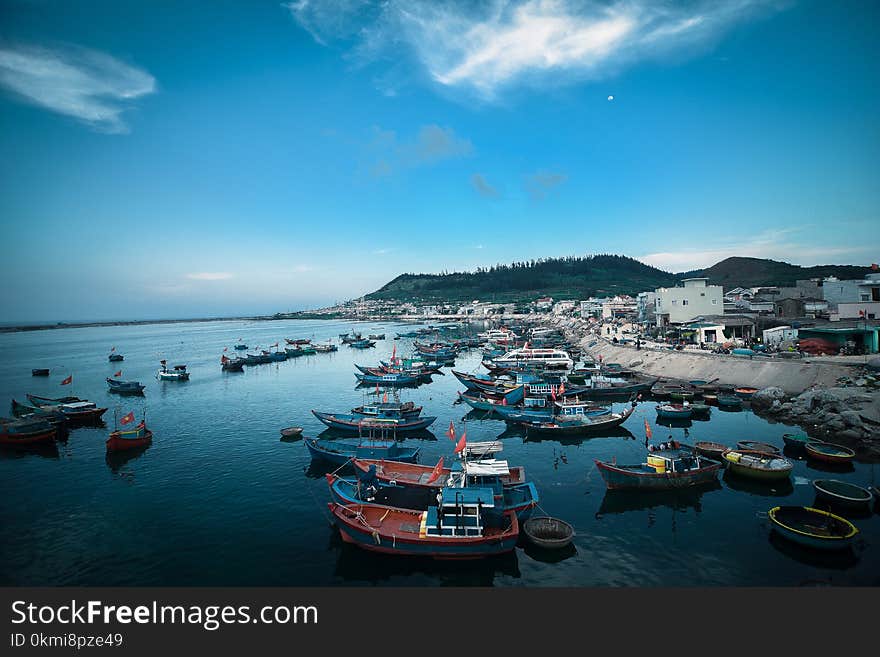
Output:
840 410 864 428
866 357 880 372
768 399 782 413
839 429 863 441
751 387 787 409
824 417 846 432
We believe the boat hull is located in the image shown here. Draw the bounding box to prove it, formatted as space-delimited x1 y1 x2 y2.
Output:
804 442 855 464
768 506 858 551
106 429 153 452
304 438 419 466
595 459 722 490
311 411 436 433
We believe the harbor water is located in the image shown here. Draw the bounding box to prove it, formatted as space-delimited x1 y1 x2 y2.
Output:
0 320 877 586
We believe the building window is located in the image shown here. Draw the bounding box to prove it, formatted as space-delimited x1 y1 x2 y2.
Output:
700 293 705 297
711 299 717 305
671 300 677 305
682 299 689 306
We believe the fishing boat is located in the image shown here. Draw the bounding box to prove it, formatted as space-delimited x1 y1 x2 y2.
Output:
15 399 107 425
804 441 856 464
221 355 245 371
583 377 657 399
280 426 304 441
518 404 636 436
310 411 437 433
723 450 793 481
328 491 519 559
234 344 248 350
352 456 526 490
812 479 873 509
304 437 420 466
108 353 124 362
368 333 385 340
767 506 859 551
782 433 810 451
0 417 57 446
689 403 711 417
735 387 759 399
522 516 575 549
351 401 422 419
595 442 723 490
106 378 146 395
31 369 50 377
656 403 693 420
354 372 422 386
285 338 311 346
26 393 81 406
313 341 337 353
267 350 288 361
106 421 153 452
694 441 729 461
349 339 376 349
157 363 189 381
736 440 780 455
716 395 743 409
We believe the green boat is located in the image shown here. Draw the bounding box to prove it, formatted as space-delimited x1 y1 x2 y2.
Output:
782 433 809 451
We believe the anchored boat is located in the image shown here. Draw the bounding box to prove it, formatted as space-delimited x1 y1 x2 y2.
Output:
595 442 722 490
768 505 858 551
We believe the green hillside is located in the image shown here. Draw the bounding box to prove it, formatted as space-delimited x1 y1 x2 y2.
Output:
688 257 874 289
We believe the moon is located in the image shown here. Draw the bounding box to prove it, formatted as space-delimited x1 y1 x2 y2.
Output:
607 95 614 101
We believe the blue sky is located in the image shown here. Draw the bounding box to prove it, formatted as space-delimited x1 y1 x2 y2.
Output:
1 0 878 322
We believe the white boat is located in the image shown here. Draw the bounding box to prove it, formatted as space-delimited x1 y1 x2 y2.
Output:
478 329 520 342
493 347 573 369
157 364 190 381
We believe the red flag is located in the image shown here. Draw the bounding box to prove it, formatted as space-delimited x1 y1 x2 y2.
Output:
114 370 122 377
376 383 380 396
559 381 565 396
551 387 557 401
110 346 115 352
446 420 456 441
221 355 229 364
392 345 397 360
644 418 653 440
382 392 388 403
120 411 135 425
61 375 72 385
426 457 445 484
859 309 866 317
454 431 467 454
223 346 228 352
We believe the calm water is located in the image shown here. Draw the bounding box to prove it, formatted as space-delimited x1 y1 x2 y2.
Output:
1 319 877 586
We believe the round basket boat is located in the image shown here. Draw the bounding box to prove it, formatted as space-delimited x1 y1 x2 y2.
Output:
523 516 575 549
280 426 304 441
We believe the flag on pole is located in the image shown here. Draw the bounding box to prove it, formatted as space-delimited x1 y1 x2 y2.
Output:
221 355 229 364
382 392 388 403
426 457 445 484
120 411 135 425
558 381 565 396
114 370 122 377
376 383 380 396
223 347 228 352
61 375 72 385
392 344 397 361
446 420 456 441
110 346 115 352
454 431 467 454
644 418 653 440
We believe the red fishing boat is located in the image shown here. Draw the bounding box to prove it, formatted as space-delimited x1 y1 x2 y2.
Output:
106 421 153 452
352 457 526 488
0 417 57 446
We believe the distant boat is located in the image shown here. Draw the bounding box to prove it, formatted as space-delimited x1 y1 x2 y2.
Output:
26 393 81 406
31 369 50 377
313 341 337 353
0 416 57 446
106 378 146 395
768 506 858 551
349 339 376 349
303 437 420 466
311 411 436 433
157 363 189 381
368 333 385 340
655 403 693 420
595 442 722 490
354 372 421 386
351 400 422 419
109 353 124 362
106 421 153 452
234 344 248 350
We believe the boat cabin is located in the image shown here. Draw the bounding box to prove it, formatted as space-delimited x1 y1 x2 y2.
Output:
644 445 705 474
422 487 497 538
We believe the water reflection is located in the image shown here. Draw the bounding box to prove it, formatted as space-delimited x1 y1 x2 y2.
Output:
0 443 60 460
521 426 636 446
521 540 578 564
654 417 693 430
768 530 860 571
805 459 856 475
316 428 438 442
105 444 151 473
595 481 722 517
722 470 795 497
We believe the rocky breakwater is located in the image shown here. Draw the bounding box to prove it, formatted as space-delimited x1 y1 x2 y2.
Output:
750 358 880 459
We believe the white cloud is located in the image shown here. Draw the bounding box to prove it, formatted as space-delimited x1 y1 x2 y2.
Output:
0 44 155 133
187 272 234 281
286 0 784 99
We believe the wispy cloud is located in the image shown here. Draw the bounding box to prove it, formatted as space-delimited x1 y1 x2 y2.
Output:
0 43 155 133
471 173 499 197
367 123 473 176
526 170 567 199
187 272 234 281
638 228 877 272
285 0 784 100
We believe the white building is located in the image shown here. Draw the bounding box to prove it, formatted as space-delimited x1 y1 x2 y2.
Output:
763 326 799 347
823 274 880 310
636 292 657 324
601 295 637 320
655 278 724 326
552 300 577 315
579 297 608 318
535 297 554 312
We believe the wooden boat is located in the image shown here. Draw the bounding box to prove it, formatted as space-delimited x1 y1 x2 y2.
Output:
304 437 420 466
0 417 57 446
583 377 657 399
595 443 723 490
106 378 146 395
782 433 810 451
349 339 376 349
108 353 124 362
519 404 636 435
15 399 107 425
328 473 539 521
221 356 245 371
812 479 873 509
311 411 437 433
689 403 710 416
735 387 759 398
768 506 859 551
702 394 718 404
157 364 190 381
723 450 793 480
354 372 421 386
351 401 422 419
234 344 248 350
352 457 526 490
716 395 743 409
328 491 519 559
266 351 287 361
736 440 780 455
285 338 311 346
313 342 337 353
279 426 304 441
804 441 855 464
27 393 81 405
522 516 574 549
31 368 50 377
106 421 153 452
368 333 385 340
656 403 693 420
694 441 729 461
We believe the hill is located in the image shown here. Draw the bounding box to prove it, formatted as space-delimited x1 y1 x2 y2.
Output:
365 255 678 303
687 257 874 289
365 255 875 304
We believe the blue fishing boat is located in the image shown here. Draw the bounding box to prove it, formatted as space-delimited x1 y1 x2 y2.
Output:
328 487 519 558
311 411 436 433
782 433 810 451
304 437 420 466
234 344 248 350
349 339 376 349
351 401 422 419
354 372 422 386
716 395 743 409
595 442 722 490
768 506 859 551
267 351 288 362
655 403 693 420
108 353 124 362
106 378 146 395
